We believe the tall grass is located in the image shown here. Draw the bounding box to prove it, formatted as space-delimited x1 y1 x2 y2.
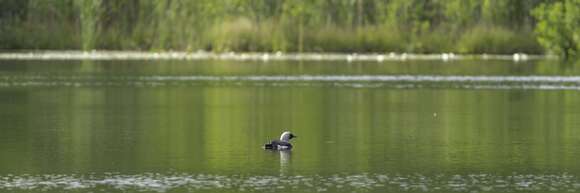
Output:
302 26 405 52
77 0 101 50
0 1 80 50
0 0 547 54
456 25 544 54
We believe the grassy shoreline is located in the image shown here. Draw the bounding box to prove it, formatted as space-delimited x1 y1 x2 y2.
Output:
0 1 549 55
0 18 544 55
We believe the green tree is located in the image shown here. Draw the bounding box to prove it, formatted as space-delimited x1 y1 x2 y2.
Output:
533 0 580 59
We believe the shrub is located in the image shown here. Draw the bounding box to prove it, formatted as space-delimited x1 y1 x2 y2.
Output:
456 25 543 54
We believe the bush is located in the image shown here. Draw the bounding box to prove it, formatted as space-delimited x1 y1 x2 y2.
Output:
0 22 79 50
409 29 455 53
533 0 580 59
205 18 279 52
456 25 543 54
303 26 406 53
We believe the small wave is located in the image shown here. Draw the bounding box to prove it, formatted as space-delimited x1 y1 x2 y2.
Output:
0 173 579 192
1 74 580 90
140 75 580 83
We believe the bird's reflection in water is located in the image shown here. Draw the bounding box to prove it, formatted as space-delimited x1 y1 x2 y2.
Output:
279 150 291 175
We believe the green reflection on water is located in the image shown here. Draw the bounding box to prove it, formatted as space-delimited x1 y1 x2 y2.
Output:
1 59 580 192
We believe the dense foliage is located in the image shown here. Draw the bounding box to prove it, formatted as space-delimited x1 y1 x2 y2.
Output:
533 0 580 59
0 0 576 57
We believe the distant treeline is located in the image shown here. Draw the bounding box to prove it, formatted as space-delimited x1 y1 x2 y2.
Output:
0 0 578 57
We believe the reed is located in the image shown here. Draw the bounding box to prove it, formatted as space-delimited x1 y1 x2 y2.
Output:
456 25 544 54
0 0 552 55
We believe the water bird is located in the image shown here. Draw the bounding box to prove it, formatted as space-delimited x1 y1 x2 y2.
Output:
513 53 528 61
346 54 354 62
376 54 385 62
264 131 297 150
441 53 455 61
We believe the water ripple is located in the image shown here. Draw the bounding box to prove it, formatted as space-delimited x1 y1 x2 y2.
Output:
0 173 579 192
1 74 580 90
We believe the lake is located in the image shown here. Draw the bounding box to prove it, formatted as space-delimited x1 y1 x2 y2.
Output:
1 55 580 193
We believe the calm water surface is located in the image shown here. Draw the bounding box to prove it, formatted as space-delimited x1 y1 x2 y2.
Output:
1 59 580 193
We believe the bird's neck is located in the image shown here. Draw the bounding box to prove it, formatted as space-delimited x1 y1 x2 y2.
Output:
280 136 289 141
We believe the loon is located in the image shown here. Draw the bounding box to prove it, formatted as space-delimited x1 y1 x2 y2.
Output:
264 131 297 150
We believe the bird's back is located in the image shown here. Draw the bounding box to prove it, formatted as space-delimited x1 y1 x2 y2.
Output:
264 140 292 150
